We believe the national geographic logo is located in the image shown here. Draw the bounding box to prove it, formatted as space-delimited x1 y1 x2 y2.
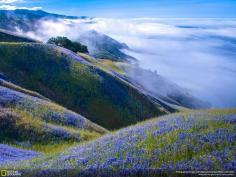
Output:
0 170 6 177
1 170 21 176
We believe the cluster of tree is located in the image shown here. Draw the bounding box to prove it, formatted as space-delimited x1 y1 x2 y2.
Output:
47 36 88 53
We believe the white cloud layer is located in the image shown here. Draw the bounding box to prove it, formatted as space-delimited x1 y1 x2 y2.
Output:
92 18 236 108
0 0 20 4
0 4 41 10
18 17 236 108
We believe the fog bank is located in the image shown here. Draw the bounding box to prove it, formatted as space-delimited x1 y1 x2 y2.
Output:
87 18 236 108
20 18 236 108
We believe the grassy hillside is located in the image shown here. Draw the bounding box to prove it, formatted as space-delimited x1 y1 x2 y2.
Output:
76 30 134 62
2 109 235 175
0 86 107 153
0 144 40 166
0 29 37 43
49 109 236 171
0 10 133 62
0 78 47 100
78 53 207 110
0 42 167 129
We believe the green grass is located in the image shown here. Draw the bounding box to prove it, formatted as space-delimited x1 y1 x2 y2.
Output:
77 53 125 75
0 42 166 129
0 108 101 153
9 142 78 154
2 109 236 171
0 79 48 100
99 59 125 75
0 85 107 134
77 52 97 64
139 113 235 168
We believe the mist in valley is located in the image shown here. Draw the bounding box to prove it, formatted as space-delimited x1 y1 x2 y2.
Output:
18 17 236 108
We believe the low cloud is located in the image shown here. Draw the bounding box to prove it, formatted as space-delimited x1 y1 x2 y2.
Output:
0 0 21 3
0 4 42 10
91 18 236 108
18 17 236 108
18 19 87 42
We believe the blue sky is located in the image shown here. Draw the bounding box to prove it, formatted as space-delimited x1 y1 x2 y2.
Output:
1 0 236 18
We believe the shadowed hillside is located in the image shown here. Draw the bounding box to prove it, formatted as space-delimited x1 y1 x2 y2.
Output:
77 53 208 110
78 30 134 61
0 29 37 43
0 85 107 152
0 86 107 133
0 9 133 61
0 42 168 129
0 78 47 100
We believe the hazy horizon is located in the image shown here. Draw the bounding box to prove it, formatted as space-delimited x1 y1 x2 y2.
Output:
14 16 236 108
1 0 236 18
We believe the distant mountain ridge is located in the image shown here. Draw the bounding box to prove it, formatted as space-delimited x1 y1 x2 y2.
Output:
0 9 81 31
78 30 135 61
0 29 37 42
0 9 132 61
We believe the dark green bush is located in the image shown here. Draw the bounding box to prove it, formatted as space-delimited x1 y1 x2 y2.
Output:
47 36 88 53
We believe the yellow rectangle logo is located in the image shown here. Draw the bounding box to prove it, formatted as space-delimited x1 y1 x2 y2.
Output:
1 170 7 177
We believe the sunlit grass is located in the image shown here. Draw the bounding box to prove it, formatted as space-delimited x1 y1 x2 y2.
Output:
0 108 103 154
139 113 235 168
99 59 125 75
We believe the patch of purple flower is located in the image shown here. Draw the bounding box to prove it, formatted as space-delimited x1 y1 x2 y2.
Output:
0 86 107 133
1 110 235 173
44 110 235 171
0 144 40 166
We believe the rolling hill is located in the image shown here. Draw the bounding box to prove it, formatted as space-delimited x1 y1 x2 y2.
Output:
0 84 107 152
46 109 236 171
1 109 235 176
0 9 132 61
0 42 168 129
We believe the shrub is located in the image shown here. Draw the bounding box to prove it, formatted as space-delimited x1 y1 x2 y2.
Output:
47 36 88 53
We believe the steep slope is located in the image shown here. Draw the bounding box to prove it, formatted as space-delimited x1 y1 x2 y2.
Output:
9 109 235 175
121 65 210 109
0 85 107 151
0 78 47 100
0 86 107 134
78 30 134 61
0 29 37 43
0 10 132 61
0 108 82 145
0 10 79 32
78 53 208 109
0 42 167 129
